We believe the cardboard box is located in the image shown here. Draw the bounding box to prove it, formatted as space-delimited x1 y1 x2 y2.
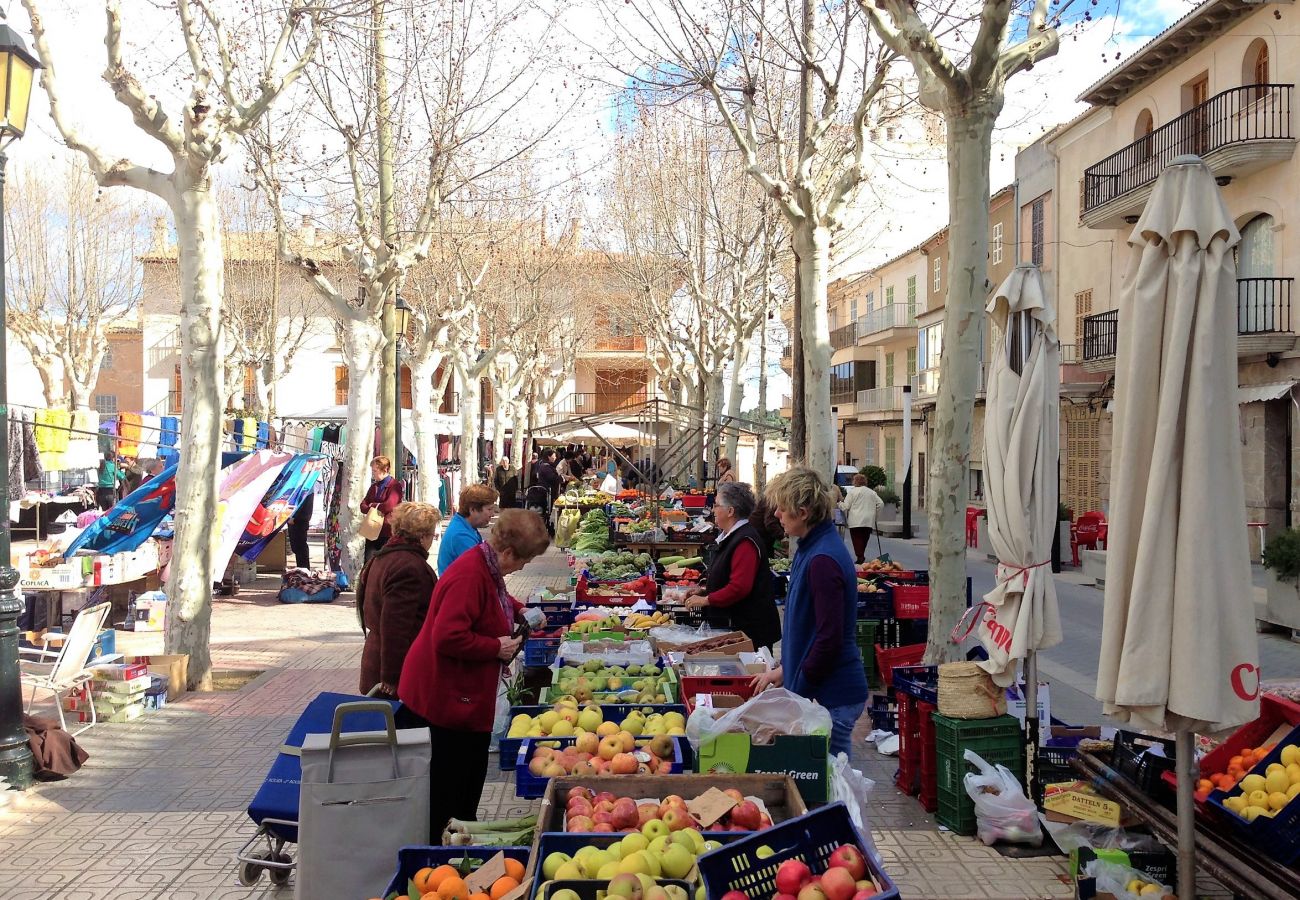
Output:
19 562 86 591
125 654 189 698
255 530 288 574
1071 847 1176 884
1044 781 1124 827
696 732 831 805
130 597 167 632
655 630 755 655
91 662 149 682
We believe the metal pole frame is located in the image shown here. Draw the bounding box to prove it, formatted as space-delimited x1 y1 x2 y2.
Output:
0 150 34 788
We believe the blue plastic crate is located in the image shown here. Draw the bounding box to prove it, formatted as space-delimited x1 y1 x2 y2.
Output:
533 879 692 900
856 587 893 620
524 635 563 667
495 702 689 771
529 600 576 629
868 695 897 732
535 830 746 868
696 802 899 900
382 845 529 898
1207 720 1300 865
893 665 939 705
515 735 688 799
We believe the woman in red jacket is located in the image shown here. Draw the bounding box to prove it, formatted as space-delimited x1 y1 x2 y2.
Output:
360 455 404 561
397 508 551 839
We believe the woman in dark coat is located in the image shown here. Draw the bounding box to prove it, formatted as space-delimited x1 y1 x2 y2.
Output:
358 502 441 697
360 455 404 561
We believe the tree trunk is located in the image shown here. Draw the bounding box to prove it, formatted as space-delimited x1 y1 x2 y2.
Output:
706 370 725 477
163 186 226 690
33 354 62 408
794 222 834 473
459 365 481 495
254 364 273 422
756 315 769 490
723 336 750 462
925 104 996 665
67 376 92 412
410 351 440 504
374 0 398 465
339 318 385 578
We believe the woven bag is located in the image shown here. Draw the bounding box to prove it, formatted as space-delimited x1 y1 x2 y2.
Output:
937 661 1007 719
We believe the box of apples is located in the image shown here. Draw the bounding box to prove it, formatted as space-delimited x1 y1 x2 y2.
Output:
559 785 775 837
515 734 688 800
696 802 898 900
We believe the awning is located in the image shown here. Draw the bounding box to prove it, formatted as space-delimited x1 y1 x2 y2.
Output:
1237 381 1296 405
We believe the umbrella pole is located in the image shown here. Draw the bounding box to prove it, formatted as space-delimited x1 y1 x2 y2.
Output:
1024 653 1039 803
1176 730 1196 899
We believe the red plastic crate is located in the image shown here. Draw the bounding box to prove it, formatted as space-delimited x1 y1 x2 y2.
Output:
681 494 708 508
680 675 756 707
1207 720 1300 865
1161 693 1300 798
889 583 930 619
876 643 927 689
918 701 938 812
895 695 922 796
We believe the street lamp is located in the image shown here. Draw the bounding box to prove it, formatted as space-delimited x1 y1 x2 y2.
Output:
393 294 411 487
0 19 43 791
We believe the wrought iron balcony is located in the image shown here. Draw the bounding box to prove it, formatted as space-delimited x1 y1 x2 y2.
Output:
1082 84 1295 229
830 322 858 351
1081 310 1118 370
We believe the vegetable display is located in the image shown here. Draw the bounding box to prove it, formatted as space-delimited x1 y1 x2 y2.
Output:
574 509 613 553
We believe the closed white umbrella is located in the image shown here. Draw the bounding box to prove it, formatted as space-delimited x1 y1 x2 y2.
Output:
1096 156 1261 899
978 264 1063 796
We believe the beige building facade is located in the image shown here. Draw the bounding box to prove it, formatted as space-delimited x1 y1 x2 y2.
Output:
1035 0 1297 551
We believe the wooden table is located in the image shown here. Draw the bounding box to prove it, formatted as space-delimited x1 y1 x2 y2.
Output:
616 540 712 558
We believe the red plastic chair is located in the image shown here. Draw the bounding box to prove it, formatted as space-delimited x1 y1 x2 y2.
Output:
965 507 984 548
1070 511 1107 566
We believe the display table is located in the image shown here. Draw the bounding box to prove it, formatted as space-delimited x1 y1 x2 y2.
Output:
616 539 712 558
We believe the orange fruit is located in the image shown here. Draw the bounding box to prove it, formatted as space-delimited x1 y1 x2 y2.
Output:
1230 755 1244 769
438 877 471 900
418 866 458 895
470 894 490 900
1197 778 1213 793
503 859 525 882
490 877 520 900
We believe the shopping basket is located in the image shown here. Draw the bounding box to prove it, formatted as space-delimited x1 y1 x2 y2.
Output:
234 690 398 888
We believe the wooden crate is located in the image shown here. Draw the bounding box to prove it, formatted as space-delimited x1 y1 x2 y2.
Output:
529 773 808 876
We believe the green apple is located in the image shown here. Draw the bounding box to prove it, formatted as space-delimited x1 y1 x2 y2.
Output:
581 849 611 878
607 873 643 900
755 844 775 859
660 843 696 879
551 891 581 900
574 845 601 863
678 827 705 855
649 835 672 856
638 849 662 878
597 860 621 880
542 851 571 880
703 840 723 852
555 860 585 880
618 853 652 876
642 819 670 841
620 832 650 857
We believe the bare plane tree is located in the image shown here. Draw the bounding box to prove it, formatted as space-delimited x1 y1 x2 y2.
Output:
21 0 334 688
6 156 145 409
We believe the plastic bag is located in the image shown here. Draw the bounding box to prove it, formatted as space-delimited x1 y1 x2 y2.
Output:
1086 858 1172 899
648 623 728 648
962 749 1043 847
686 688 832 751
1042 820 1167 857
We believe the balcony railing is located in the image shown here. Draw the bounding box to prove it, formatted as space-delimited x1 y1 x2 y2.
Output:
588 335 647 352
830 322 858 350
550 391 651 419
1082 310 1119 362
831 385 858 405
1083 84 1294 215
857 386 904 412
1059 343 1082 365
1239 277 1294 335
857 303 917 338
910 365 985 398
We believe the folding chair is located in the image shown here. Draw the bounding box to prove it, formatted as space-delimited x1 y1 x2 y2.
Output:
20 601 111 736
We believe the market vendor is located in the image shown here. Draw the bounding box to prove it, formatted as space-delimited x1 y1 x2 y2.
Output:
751 466 868 756
686 481 781 651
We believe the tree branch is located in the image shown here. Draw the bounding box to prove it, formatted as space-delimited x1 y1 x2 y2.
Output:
104 3 184 153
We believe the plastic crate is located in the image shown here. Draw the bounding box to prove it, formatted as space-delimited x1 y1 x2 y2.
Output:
1112 730 1176 796
868 694 897 732
1207 720 1300 865
541 683 678 705
889 583 930 619
1160 693 1300 797
893 665 939 705
679 675 756 709
855 620 878 687
932 712 1024 835
514 735 688 799
383 846 530 898
1034 745 1079 805
534 879 692 900
873 617 929 649
856 588 893 620
681 493 708 508
695 802 899 900
918 700 938 812
895 694 922 796
528 600 577 628
494 702 688 771
875 643 926 689
524 635 563 667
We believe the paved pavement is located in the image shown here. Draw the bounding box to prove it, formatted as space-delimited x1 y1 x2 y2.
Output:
0 534 1259 899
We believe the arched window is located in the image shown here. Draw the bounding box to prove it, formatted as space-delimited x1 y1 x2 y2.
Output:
1134 109 1154 160
1238 214 1276 332
1244 39 1270 97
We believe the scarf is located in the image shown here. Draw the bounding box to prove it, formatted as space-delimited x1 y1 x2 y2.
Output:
478 541 514 627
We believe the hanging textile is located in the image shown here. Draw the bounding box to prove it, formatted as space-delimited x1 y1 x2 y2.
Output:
322 424 341 446
239 417 257 451
98 419 118 457
325 458 345 572
158 416 180 463
231 417 244 448
256 421 270 449
21 417 42 484
138 413 161 459
66 410 100 471
9 418 24 501
209 449 294 581
118 413 143 457
63 462 180 556
35 409 72 472
236 454 327 560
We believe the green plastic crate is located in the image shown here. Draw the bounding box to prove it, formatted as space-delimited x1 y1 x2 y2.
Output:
855 620 878 688
932 712 1024 835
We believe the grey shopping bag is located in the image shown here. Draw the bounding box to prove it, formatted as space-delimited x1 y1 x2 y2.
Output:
295 701 430 900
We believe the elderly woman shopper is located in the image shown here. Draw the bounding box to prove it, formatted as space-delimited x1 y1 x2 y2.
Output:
358 502 440 697
360 455 404 560
398 509 551 839
839 473 885 564
438 484 499 575
716 457 737 483
685 482 781 651
752 467 868 756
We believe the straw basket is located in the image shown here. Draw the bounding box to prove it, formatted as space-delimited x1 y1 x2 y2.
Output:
937 662 1006 720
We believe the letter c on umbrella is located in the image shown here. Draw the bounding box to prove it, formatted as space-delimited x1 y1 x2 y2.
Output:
1231 663 1262 701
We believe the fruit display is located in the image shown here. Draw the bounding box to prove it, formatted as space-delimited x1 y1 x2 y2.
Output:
1216 741 1300 820
554 662 675 696
562 787 773 834
507 703 685 739
770 558 791 574
524 732 682 781
584 551 655 580
384 854 528 900
1197 742 1279 800
574 509 613 553
856 559 906 576
1120 876 1166 897
541 837 704 894
556 491 616 509
716 848 882 900
658 556 703 568
856 579 886 594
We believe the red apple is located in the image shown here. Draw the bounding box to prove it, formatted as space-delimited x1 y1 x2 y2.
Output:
594 791 617 805
567 786 592 802
637 803 660 826
797 885 828 900
758 814 773 830
612 797 639 829
819 866 857 900
828 845 867 882
729 800 762 831
593 810 615 826
722 788 745 803
592 822 615 832
775 859 812 895
566 797 593 818
719 893 749 900
662 808 691 831
851 892 878 900
567 815 594 832
596 800 616 815
775 895 798 900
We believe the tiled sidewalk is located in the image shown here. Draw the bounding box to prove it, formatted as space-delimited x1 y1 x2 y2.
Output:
0 546 1079 899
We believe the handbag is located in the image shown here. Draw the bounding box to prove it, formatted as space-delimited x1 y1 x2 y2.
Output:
358 507 385 542
295 701 431 900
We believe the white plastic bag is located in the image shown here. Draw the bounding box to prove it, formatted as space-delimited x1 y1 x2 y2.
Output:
685 687 832 751
962 749 1042 847
1086 858 1172 899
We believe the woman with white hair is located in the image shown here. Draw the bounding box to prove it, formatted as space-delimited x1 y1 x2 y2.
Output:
686 480 781 650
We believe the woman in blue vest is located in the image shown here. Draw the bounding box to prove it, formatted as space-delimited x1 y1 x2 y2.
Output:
751 466 869 756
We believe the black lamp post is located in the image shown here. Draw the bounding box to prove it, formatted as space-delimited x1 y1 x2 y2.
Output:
0 19 43 792
393 294 411 487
